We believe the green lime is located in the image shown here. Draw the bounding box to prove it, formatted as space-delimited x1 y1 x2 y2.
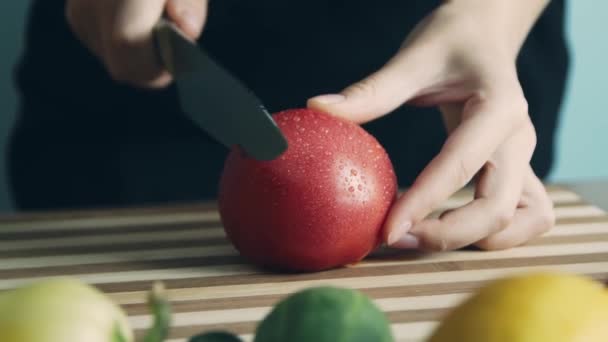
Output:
254 286 394 342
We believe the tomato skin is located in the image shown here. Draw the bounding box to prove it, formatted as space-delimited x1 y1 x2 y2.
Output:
219 108 397 272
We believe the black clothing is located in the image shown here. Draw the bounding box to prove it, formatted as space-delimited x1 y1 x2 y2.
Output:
8 0 570 210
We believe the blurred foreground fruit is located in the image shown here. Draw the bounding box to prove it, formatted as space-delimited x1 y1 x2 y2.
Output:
0 277 132 342
428 272 608 342
219 108 397 272
254 286 394 342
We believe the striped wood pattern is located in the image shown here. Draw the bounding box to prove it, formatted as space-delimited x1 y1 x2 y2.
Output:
0 186 607 342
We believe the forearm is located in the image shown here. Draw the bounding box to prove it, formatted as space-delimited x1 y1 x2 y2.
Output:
442 0 550 57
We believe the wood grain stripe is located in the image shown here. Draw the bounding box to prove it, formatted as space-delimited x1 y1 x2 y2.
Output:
0 203 601 249
544 221 608 236
0 238 223 259
0 228 225 252
129 293 468 329
0 221 608 259
392 322 440 342
3 225 608 273
0 245 238 271
164 322 440 342
94 263 608 305
0 189 584 232
122 281 487 316
0 211 221 232
553 205 606 219
133 308 448 340
121 272 608 324
0 215 600 256
4 246 608 283
0 221 219 240
2 234 608 281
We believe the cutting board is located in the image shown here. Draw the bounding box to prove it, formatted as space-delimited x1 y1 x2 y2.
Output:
1 186 607 342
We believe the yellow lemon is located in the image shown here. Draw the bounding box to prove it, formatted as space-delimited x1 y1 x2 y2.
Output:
0 277 133 342
428 272 608 342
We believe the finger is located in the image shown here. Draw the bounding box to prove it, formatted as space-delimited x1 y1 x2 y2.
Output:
307 45 441 124
475 167 555 250
404 140 527 251
384 92 529 243
166 0 208 39
101 0 171 87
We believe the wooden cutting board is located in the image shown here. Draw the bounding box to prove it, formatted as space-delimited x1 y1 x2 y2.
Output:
1 186 607 342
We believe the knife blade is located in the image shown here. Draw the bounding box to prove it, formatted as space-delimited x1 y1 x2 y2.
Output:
153 18 288 161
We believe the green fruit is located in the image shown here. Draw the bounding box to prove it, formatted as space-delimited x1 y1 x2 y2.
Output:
0 277 133 342
254 286 394 342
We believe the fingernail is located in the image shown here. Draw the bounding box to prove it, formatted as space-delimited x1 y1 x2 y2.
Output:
180 10 200 36
309 94 346 105
387 221 412 246
392 233 420 249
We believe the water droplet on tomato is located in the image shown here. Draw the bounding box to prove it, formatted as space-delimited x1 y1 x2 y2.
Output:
350 169 358 176
348 186 355 192
358 185 363 191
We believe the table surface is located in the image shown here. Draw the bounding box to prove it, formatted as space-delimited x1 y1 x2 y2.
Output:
568 180 608 210
0 182 607 342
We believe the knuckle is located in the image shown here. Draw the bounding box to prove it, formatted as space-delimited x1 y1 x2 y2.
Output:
536 207 556 234
487 199 515 233
105 34 137 83
494 209 514 231
454 156 475 188
345 76 379 99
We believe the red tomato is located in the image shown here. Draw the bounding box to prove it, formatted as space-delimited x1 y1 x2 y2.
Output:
218 108 397 272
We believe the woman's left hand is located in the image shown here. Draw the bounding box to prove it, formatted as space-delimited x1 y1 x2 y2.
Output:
308 1 555 251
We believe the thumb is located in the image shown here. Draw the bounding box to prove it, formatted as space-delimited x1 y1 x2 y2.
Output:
166 0 208 39
307 50 431 124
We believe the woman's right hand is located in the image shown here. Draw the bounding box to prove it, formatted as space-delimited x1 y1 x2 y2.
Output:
66 0 208 88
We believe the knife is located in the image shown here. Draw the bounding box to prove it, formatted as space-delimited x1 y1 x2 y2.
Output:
153 18 288 161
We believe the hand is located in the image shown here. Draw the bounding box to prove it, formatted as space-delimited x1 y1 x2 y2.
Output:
308 2 555 251
66 0 208 87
